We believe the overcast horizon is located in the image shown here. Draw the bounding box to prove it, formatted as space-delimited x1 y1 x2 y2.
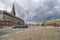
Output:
0 0 60 24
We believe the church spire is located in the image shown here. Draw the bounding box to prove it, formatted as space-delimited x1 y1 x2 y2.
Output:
11 3 16 16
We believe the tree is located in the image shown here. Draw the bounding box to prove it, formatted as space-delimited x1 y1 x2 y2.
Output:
41 23 45 26
36 24 40 26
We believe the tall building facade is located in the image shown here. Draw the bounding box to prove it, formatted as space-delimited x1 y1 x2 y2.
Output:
0 4 25 26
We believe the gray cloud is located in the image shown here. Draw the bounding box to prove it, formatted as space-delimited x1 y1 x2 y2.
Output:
0 0 60 23
0 0 14 12
15 0 60 23
0 1 5 10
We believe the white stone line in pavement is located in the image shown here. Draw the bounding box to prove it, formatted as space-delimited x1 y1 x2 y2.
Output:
1 34 10 38
16 31 22 33
0 31 22 38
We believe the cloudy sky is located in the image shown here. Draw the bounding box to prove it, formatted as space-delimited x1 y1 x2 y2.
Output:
0 0 60 24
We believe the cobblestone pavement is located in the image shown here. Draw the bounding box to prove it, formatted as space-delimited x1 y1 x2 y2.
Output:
1 27 60 40
0 27 27 36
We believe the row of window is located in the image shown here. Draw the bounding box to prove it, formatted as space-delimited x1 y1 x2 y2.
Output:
3 14 24 25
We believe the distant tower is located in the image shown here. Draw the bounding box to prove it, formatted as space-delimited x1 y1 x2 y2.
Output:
11 4 16 16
